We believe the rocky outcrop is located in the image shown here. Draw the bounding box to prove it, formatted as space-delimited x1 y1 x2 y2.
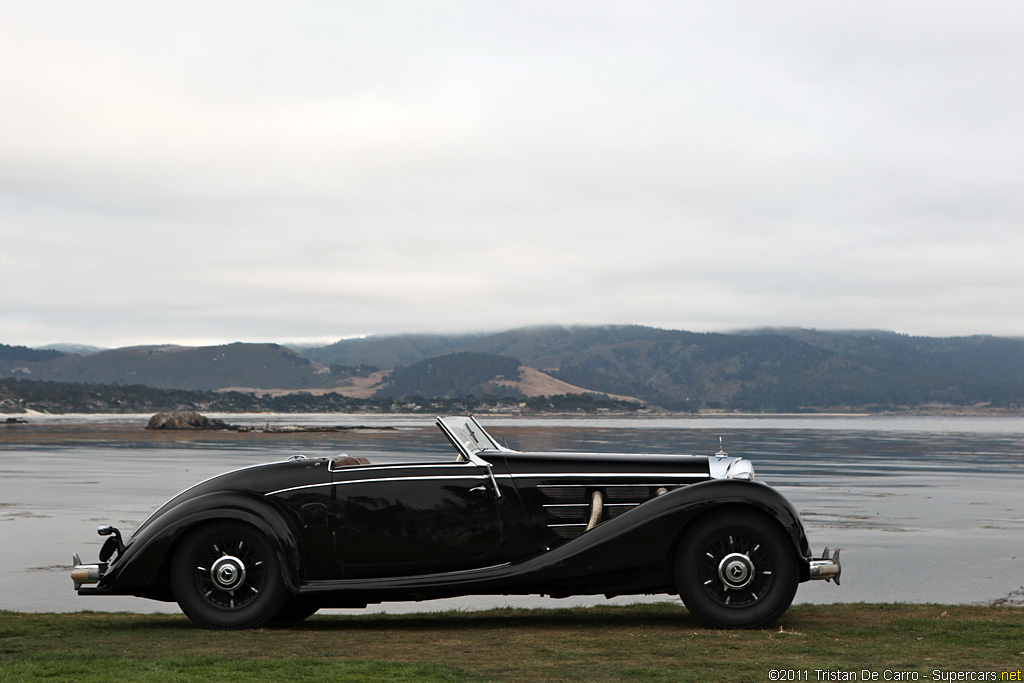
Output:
238 424 394 433
144 411 393 432
146 411 234 430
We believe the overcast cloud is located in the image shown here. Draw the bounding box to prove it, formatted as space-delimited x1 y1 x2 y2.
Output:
2 1 1022 347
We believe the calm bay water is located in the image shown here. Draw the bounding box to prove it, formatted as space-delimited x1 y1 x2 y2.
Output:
2 413 1023 614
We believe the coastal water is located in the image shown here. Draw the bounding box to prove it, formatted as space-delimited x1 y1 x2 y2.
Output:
2 413 1023 614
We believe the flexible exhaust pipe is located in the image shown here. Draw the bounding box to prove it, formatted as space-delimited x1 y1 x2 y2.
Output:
585 491 604 531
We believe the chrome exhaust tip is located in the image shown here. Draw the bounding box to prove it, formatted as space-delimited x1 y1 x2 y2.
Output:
808 547 841 585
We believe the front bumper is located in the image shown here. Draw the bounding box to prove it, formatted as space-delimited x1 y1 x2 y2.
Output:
807 547 842 584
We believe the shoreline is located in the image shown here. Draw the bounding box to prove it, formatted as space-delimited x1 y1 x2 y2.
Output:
6 416 1024 612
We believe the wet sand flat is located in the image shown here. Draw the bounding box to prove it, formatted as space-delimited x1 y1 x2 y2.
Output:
3 413 1024 613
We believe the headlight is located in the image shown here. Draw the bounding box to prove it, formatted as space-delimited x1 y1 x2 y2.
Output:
725 459 755 481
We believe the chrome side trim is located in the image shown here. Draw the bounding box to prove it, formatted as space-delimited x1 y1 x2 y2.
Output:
327 461 470 473
337 474 487 485
269 472 706 497
306 561 514 587
267 474 489 496
542 503 639 509
533 477 702 484
265 483 329 496
432 561 512 577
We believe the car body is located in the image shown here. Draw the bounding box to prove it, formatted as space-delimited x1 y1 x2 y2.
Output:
72 416 841 629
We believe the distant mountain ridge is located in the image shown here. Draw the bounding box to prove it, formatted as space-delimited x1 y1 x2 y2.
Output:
0 344 66 373
298 326 1024 411
4 326 1024 411
4 342 335 391
35 343 106 356
303 333 484 370
376 352 524 399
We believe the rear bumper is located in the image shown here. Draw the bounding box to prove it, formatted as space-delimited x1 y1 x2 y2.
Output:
71 554 106 591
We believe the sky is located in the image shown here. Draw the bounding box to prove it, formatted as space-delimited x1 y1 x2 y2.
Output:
2 1 1023 348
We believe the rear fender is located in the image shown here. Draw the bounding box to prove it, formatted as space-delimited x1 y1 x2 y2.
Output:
98 492 303 596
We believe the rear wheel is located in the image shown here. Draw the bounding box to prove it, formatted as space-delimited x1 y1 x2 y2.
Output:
675 511 798 629
171 522 288 629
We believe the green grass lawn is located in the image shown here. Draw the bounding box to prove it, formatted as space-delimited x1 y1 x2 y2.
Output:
2 603 1024 682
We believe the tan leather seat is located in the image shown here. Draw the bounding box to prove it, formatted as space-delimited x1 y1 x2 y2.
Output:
332 456 370 467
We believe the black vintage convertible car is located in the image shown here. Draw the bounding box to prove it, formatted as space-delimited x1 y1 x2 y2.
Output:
72 416 840 629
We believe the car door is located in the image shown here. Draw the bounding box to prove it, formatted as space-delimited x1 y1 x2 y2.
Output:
332 461 510 579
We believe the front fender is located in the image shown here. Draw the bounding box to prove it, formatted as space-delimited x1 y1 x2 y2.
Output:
658 479 812 559
520 479 813 584
96 492 303 598
648 479 820 584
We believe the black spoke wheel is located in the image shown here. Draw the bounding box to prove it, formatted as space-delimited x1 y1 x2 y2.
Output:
171 522 288 629
675 511 798 629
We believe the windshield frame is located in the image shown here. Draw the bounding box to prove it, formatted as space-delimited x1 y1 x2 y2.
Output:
436 415 508 464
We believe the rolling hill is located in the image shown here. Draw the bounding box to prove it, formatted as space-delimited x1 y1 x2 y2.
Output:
5 326 1024 412
3 342 335 391
299 326 1024 411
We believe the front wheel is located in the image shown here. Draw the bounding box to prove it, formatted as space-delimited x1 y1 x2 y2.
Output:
171 522 288 629
675 511 798 629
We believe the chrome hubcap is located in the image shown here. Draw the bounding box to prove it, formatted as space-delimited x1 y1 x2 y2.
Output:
699 532 774 607
210 556 246 592
718 552 755 590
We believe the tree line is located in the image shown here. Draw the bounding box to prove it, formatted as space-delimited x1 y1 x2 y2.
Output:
0 378 641 415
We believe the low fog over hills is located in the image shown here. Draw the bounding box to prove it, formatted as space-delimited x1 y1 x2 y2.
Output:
3 326 1024 413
